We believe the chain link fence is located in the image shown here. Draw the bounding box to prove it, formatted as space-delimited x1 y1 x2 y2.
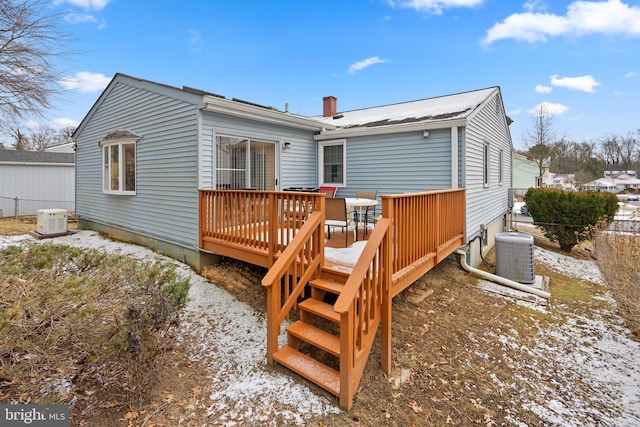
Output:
0 194 74 218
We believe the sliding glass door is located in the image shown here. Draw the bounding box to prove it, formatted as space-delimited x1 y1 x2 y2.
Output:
216 135 277 190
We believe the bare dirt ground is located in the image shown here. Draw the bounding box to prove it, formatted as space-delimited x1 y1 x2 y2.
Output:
2 217 639 426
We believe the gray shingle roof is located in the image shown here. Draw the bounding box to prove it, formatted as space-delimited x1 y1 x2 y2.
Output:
0 150 75 164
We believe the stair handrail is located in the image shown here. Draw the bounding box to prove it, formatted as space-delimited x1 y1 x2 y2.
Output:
334 218 391 314
261 210 325 364
333 218 391 409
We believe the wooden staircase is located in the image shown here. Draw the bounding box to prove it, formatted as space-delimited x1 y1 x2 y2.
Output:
263 215 392 410
272 277 345 397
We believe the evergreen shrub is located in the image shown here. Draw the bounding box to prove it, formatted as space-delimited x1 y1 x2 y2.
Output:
524 188 618 251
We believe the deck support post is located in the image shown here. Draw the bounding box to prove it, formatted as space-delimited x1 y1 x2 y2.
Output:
339 309 355 410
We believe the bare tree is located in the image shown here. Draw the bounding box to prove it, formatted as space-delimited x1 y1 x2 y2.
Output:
619 131 638 171
59 124 76 140
601 134 622 170
9 127 28 150
523 104 560 184
0 0 70 130
28 124 57 150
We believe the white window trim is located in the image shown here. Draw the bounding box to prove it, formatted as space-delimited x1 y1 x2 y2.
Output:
100 137 137 195
483 139 490 188
318 139 347 187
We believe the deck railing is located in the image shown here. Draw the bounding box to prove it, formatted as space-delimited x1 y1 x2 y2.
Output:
198 188 467 410
261 210 325 364
381 189 466 295
334 218 391 409
199 190 323 267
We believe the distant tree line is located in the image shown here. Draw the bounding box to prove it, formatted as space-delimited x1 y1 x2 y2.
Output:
518 105 640 185
3 124 76 151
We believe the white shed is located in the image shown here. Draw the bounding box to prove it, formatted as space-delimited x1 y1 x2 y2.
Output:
0 150 75 217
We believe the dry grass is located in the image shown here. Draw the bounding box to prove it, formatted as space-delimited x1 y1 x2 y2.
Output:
0 216 77 236
595 224 640 340
2 222 635 425
0 243 189 423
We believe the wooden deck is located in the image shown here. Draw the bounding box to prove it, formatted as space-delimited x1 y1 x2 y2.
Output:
198 189 466 409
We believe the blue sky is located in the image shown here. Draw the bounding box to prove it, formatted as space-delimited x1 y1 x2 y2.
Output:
8 0 640 150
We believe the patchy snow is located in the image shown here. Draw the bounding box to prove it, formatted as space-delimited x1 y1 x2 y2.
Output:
324 240 367 268
2 230 640 426
0 231 340 425
313 88 494 129
534 245 605 284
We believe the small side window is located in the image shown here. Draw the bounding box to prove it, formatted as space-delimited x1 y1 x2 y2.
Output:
483 140 490 187
319 139 346 186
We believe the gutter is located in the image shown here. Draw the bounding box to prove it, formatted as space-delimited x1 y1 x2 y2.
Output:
455 248 550 299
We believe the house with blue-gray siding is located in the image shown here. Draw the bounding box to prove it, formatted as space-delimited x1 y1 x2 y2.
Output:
73 73 512 270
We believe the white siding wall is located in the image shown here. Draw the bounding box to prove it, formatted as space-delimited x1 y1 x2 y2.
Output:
75 80 202 248
464 92 513 243
0 163 74 217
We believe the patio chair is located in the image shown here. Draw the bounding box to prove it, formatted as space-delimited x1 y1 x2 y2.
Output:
319 186 338 197
325 197 353 247
355 190 378 235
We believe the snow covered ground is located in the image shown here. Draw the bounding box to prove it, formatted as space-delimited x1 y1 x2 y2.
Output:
2 230 639 426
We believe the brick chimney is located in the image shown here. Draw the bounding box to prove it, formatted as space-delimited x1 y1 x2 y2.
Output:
323 96 337 117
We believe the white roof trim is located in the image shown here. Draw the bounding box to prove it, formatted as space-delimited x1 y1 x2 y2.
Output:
203 95 334 132
313 119 467 140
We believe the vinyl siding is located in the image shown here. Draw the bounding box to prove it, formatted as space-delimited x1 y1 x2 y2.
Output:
200 113 318 190
336 128 452 198
0 163 74 216
464 92 513 241
75 80 202 248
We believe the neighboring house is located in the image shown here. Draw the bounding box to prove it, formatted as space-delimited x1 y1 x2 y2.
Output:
547 173 576 191
0 150 75 217
605 170 637 179
72 73 513 270
513 153 540 196
583 171 640 193
45 142 76 154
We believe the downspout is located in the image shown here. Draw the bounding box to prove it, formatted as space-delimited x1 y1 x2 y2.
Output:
455 247 550 299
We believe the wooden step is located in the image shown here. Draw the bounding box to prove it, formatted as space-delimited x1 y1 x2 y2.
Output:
310 278 345 295
273 345 340 397
286 320 340 357
298 298 340 323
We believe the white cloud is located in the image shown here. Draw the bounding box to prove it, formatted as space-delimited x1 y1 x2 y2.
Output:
482 0 640 45
58 72 111 93
625 71 638 78
527 101 569 116
535 84 553 93
550 74 600 92
348 57 388 74
54 0 111 11
387 0 485 15
507 108 522 115
64 13 97 24
523 0 548 13
51 118 80 129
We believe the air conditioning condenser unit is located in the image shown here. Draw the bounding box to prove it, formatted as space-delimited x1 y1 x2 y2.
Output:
495 232 535 284
37 209 68 235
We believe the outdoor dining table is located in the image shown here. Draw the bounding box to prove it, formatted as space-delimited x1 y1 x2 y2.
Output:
345 197 378 241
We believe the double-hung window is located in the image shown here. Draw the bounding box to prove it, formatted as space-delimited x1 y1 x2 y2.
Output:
100 130 138 195
319 139 346 186
483 139 490 187
499 149 504 185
